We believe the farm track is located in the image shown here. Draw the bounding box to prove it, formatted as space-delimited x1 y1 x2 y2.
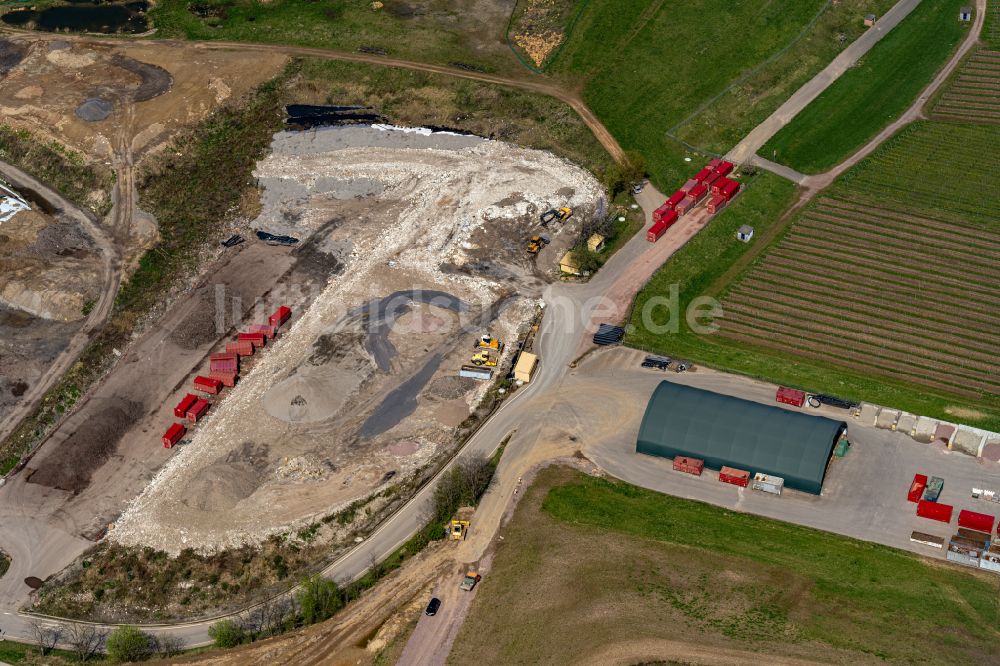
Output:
758 254 1000 326
716 322 982 398
721 301 999 387
735 273 1000 348
799 214 1000 267
724 289 999 370
742 267 1000 335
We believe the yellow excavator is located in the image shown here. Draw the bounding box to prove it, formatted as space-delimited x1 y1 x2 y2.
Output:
526 234 550 255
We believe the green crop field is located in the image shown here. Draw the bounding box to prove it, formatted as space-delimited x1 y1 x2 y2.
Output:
629 121 1000 430
761 0 969 174
450 467 1000 665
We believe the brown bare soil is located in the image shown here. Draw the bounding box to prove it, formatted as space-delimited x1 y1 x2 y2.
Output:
0 36 286 163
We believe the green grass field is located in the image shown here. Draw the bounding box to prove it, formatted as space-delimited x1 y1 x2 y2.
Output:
628 123 1000 430
761 0 970 174
673 0 896 154
451 467 1000 665
146 0 517 73
551 0 830 188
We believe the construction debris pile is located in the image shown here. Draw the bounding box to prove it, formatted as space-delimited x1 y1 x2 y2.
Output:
110 125 604 553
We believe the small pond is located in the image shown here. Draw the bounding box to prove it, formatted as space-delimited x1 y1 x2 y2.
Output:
1 0 150 34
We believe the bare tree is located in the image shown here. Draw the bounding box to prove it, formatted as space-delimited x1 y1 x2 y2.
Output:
29 620 62 655
152 632 184 658
65 622 106 662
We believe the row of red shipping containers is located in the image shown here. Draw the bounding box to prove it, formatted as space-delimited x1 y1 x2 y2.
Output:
164 306 293 449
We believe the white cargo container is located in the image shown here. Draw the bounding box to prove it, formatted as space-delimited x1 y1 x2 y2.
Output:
459 365 493 381
751 473 784 495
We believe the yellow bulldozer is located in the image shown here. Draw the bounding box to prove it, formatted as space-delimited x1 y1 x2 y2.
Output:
476 334 504 353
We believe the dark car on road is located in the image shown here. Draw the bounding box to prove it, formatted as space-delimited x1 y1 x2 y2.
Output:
425 597 441 616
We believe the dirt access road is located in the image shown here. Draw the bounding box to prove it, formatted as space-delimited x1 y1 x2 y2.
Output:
0 159 118 449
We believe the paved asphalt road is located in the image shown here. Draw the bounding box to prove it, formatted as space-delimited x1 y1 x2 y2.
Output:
727 0 920 165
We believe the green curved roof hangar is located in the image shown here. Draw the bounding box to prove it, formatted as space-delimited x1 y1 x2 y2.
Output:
636 382 847 494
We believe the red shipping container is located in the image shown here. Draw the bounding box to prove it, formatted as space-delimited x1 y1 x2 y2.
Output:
238 332 266 347
907 474 928 503
703 171 722 189
210 358 238 374
714 161 734 177
711 177 733 196
680 178 699 193
173 393 198 419
187 399 210 423
708 158 722 169
673 456 704 476
163 423 186 448
776 387 806 407
719 466 750 487
722 180 741 201
694 167 713 183
249 323 277 339
209 371 238 388
193 375 223 395
226 341 254 357
646 221 667 242
917 500 953 523
652 203 670 223
210 352 238 363
688 183 708 203
666 190 687 207
958 510 995 534
707 195 727 215
660 209 679 229
675 198 695 216
269 306 292 328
